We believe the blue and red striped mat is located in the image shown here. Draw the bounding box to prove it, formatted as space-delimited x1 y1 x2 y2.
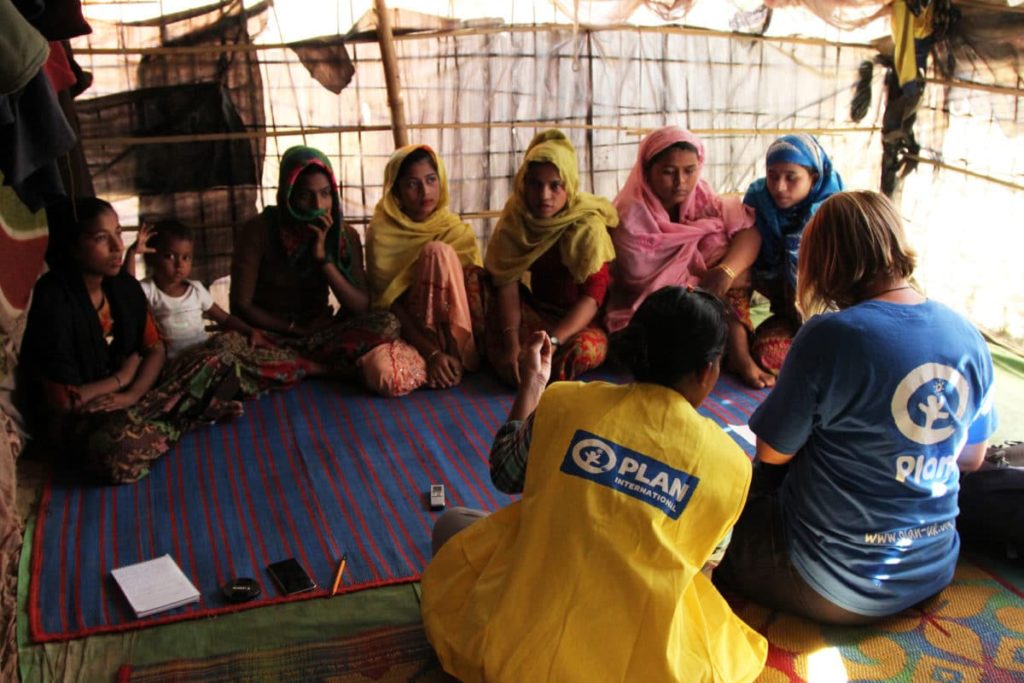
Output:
29 371 766 642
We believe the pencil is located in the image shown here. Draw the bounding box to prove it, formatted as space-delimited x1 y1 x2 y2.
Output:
330 553 348 597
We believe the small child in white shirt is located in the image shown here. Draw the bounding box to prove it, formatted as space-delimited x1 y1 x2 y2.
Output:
125 221 273 359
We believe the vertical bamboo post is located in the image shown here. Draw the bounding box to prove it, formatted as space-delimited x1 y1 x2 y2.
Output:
374 0 409 148
585 30 596 192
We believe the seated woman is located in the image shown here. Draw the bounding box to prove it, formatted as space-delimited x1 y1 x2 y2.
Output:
485 129 618 385
366 145 484 390
231 146 412 394
715 191 997 625
737 134 843 376
19 198 307 484
606 126 768 387
420 286 767 683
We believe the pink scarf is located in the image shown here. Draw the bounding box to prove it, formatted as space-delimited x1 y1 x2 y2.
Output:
605 127 753 332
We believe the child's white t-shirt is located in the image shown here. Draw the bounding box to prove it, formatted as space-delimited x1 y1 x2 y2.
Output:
140 279 214 359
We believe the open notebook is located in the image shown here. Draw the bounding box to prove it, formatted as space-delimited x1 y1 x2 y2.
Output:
111 554 200 618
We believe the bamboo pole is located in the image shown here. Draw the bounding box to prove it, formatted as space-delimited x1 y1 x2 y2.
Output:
79 122 878 148
80 124 392 147
924 77 1024 98
72 21 877 56
903 154 1024 193
374 0 408 148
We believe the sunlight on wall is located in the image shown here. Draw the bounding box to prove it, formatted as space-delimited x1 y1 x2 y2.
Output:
902 115 1024 346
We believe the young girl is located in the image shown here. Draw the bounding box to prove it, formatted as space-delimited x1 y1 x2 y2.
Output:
716 191 996 625
485 129 618 385
20 199 307 484
366 145 484 390
606 126 765 386
735 134 843 380
125 220 273 359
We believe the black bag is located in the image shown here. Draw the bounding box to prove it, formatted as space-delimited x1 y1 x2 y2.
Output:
957 442 1024 555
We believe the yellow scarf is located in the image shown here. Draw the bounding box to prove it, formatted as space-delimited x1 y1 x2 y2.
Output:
367 144 482 309
485 129 618 287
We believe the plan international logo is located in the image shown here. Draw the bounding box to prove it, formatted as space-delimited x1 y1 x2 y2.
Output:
559 430 699 520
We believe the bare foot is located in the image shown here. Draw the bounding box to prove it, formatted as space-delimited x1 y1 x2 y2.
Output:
727 357 776 389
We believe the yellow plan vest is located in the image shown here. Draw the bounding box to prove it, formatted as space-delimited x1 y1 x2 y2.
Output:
421 381 767 682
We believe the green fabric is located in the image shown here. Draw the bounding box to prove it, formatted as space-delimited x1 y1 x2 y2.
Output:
990 338 1024 380
989 341 1024 444
0 0 49 95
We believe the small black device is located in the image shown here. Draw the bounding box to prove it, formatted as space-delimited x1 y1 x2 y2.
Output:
267 558 316 596
221 577 262 603
429 483 446 511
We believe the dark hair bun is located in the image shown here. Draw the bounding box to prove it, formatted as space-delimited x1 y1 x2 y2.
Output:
612 285 727 387
610 323 651 380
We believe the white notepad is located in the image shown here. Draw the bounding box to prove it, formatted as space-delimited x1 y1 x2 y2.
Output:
111 554 200 618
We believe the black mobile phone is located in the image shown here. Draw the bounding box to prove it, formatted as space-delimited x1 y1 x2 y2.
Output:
267 558 316 596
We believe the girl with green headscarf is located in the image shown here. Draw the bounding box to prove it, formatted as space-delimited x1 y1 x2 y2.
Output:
231 146 416 395
366 144 484 391
484 130 619 385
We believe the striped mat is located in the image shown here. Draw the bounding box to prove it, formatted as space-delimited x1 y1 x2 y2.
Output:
29 370 766 642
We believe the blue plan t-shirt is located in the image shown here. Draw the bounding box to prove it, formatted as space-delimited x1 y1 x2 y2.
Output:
750 299 997 616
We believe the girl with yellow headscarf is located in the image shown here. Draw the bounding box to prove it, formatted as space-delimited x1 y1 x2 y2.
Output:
366 145 484 390
484 129 618 384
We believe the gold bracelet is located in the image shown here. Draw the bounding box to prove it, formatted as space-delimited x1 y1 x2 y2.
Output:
428 349 443 362
715 263 737 280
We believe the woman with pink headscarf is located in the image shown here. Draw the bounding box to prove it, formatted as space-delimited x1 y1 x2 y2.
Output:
606 126 771 388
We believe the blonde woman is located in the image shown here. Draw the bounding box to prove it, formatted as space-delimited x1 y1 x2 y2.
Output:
716 191 997 624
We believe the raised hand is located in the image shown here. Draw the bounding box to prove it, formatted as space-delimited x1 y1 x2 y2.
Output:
517 330 553 388
306 210 334 264
132 223 158 256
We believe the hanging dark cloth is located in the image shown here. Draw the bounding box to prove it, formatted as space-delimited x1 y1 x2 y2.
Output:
289 37 355 94
0 71 75 211
11 0 91 41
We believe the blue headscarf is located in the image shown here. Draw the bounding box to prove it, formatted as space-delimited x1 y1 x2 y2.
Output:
743 134 843 288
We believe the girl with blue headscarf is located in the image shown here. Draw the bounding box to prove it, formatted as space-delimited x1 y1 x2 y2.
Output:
730 135 843 385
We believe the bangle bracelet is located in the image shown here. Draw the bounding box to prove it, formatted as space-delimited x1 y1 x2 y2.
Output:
715 263 737 280
428 349 442 362
114 374 123 390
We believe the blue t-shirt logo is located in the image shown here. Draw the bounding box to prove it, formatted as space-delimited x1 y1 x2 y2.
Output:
560 430 699 520
890 362 969 446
